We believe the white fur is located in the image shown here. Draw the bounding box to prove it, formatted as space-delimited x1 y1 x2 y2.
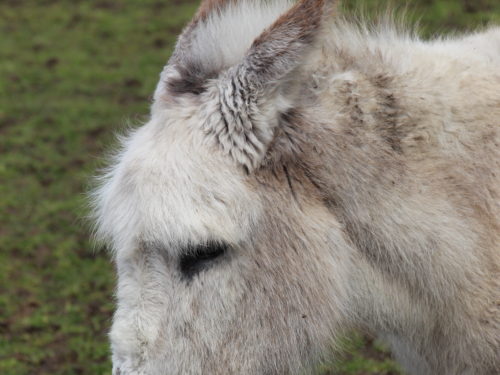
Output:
190 0 294 70
91 1 500 374
91 107 262 258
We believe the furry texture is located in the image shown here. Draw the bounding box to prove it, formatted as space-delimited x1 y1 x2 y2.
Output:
91 1 500 374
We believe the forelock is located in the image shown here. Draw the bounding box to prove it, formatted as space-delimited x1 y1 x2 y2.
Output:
90 114 262 257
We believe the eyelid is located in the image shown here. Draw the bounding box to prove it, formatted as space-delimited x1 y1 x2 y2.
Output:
179 241 228 280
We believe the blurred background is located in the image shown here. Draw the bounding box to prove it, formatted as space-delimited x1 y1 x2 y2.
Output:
1 1 499 374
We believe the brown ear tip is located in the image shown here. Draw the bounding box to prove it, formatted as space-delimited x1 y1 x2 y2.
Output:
322 0 339 14
195 0 235 22
297 0 338 20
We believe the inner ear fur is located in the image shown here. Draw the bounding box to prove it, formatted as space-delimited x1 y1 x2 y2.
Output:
204 0 338 171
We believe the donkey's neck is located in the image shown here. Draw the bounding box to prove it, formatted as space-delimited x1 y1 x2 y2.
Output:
295 32 496 308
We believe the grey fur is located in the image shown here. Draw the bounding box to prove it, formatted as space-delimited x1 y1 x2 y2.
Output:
91 1 500 374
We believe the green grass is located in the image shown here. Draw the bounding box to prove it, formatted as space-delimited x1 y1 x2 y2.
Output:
1 1 498 374
343 0 500 37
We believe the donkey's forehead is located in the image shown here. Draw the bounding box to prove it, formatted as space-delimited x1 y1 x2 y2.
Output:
95 114 261 256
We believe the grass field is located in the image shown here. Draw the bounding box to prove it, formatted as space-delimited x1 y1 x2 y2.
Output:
1 1 499 374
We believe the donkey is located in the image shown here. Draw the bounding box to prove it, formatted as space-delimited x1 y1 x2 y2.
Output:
91 0 500 374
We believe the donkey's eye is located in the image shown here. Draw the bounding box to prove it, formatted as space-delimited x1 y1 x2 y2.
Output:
179 242 228 280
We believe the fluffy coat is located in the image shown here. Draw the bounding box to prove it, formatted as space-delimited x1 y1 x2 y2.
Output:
91 1 500 374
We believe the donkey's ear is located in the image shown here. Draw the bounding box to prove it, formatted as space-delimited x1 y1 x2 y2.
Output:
160 0 258 98
204 0 337 172
234 0 335 89
194 0 235 21
154 0 235 99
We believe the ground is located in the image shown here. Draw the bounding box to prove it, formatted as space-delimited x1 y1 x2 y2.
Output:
1 1 499 374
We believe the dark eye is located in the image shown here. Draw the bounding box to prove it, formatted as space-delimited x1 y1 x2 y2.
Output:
179 241 228 280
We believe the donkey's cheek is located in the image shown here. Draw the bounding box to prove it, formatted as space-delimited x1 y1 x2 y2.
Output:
109 317 145 375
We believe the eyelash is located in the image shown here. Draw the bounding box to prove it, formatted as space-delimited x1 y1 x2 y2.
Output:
179 242 228 280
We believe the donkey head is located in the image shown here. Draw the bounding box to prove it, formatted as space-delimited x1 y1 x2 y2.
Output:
93 1 355 374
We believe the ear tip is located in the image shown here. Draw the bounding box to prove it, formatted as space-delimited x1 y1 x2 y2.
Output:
320 0 339 16
295 0 339 25
195 0 234 22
